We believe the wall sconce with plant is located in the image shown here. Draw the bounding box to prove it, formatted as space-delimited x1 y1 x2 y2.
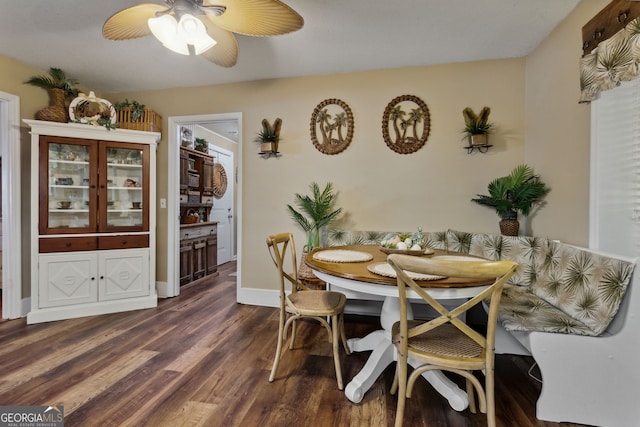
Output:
256 118 282 158
462 106 493 153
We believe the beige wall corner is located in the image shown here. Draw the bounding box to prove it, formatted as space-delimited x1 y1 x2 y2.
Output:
524 0 609 245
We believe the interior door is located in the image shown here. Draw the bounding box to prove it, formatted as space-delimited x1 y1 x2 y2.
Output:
209 147 233 264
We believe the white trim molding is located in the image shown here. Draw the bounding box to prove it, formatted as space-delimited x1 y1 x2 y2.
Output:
0 91 22 319
166 113 243 298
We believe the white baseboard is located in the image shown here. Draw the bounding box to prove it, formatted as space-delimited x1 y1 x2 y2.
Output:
21 297 31 318
156 280 169 298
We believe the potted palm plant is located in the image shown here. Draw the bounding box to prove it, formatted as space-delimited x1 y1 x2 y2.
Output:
287 182 343 249
471 164 550 236
462 106 493 146
25 67 79 123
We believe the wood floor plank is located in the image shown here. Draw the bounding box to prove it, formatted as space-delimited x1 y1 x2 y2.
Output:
0 260 590 427
46 349 159 412
151 401 219 427
0 326 128 392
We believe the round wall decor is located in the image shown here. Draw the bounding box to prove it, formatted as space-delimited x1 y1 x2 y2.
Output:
213 163 228 198
310 98 354 155
381 94 430 154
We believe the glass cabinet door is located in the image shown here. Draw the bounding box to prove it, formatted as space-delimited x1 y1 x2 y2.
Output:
99 142 149 232
40 137 97 234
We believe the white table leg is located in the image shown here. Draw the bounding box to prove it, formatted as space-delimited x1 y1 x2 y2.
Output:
345 296 469 409
408 358 469 411
345 335 396 403
343 295 409 403
347 329 387 353
324 275 472 409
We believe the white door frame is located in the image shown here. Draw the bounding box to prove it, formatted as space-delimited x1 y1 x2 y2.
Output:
0 91 22 319
166 113 242 298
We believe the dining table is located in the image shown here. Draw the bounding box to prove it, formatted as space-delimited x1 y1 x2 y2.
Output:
305 244 491 408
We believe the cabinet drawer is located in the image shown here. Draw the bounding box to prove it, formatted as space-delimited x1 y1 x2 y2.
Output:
40 237 97 253
180 224 216 240
98 235 149 250
188 172 200 187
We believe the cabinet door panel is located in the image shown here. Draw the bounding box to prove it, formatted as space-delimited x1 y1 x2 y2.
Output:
193 240 206 279
180 242 194 285
206 235 217 275
38 253 98 308
99 142 150 233
180 150 189 193
99 249 150 301
39 136 98 234
202 157 214 195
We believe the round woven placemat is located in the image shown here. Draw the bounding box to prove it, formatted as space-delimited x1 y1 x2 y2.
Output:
367 262 446 281
312 249 373 263
379 247 435 255
431 255 484 262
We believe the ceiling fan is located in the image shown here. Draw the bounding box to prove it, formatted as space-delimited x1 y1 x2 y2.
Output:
102 0 303 67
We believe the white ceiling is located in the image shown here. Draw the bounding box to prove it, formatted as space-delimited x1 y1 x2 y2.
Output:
0 0 581 94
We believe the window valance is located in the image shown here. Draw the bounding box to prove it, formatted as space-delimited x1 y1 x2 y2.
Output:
580 1 640 103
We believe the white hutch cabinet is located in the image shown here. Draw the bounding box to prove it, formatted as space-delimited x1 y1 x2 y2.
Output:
24 119 159 323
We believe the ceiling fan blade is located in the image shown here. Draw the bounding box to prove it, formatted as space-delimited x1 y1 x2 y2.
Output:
103 4 168 40
204 0 303 37
200 20 239 67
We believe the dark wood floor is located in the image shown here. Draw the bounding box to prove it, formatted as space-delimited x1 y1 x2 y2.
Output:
0 261 587 427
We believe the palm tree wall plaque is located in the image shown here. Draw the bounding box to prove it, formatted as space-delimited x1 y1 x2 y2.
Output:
382 94 431 154
310 99 354 155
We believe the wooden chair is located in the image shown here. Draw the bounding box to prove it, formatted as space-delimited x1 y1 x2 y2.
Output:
266 232 350 389
388 254 518 427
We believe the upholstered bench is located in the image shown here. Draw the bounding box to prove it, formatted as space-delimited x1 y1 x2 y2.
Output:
327 228 639 426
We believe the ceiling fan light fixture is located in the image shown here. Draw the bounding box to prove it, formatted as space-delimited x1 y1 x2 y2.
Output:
148 14 216 56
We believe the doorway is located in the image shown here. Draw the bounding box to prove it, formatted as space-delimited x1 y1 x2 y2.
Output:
166 113 242 298
0 91 22 319
208 145 234 264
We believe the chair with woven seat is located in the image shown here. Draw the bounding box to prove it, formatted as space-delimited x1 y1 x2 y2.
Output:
388 254 518 427
266 232 350 389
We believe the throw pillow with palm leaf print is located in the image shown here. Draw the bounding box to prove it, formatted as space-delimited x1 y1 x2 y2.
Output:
446 229 501 260
498 284 597 335
422 231 447 250
500 235 547 287
532 242 634 335
446 229 474 253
